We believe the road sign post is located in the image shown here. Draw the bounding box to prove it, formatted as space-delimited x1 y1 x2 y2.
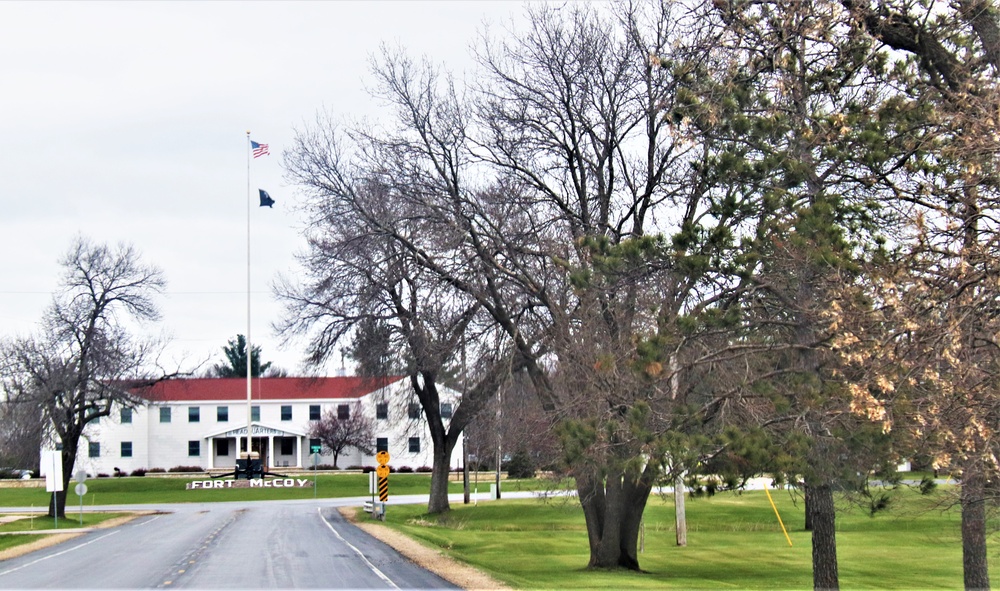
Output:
310 444 321 498
374 451 390 519
43 449 63 529
74 483 88 525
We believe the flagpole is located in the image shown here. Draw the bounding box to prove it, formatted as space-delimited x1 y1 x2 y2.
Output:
245 130 252 462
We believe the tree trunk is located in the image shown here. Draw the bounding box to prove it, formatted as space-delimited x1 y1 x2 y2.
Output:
576 465 654 570
961 470 991 591
427 439 457 514
807 481 839 591
804 484 813 531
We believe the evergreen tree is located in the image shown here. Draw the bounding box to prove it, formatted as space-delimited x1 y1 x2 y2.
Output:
212 334 272 378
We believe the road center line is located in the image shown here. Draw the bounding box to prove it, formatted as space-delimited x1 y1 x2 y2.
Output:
317 508 398 589
0 530 121 577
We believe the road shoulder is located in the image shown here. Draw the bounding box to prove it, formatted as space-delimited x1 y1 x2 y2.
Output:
338 506 512 591
0 512 153 562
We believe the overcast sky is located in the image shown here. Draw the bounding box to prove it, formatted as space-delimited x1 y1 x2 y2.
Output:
0 1 542 376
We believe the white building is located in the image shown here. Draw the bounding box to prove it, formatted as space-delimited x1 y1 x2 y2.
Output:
69 376 462 475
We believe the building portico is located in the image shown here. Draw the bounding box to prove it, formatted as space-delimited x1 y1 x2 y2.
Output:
203 422 306 470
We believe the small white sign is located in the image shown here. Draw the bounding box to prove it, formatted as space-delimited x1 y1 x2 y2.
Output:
75 483 88 496
43 450 63 493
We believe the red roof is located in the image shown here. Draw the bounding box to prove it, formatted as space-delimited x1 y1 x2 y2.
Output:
137 376 407 403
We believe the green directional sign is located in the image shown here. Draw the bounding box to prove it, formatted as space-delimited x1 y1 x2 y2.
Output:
310 444 322 454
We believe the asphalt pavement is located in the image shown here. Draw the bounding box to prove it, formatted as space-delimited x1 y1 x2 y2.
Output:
0 496 480 589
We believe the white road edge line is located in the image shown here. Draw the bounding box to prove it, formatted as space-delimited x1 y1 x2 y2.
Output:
0 529 121 577
317 507 399 589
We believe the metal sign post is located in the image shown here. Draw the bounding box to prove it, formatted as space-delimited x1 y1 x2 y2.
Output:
374 451 390 520
74 470 88 526
310 445 321 498
43 450 63 529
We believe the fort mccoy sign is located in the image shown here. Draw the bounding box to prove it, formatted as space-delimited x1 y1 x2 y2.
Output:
186 478 313 490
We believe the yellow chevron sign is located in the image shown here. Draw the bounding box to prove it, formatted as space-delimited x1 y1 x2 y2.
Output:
378 476 388 501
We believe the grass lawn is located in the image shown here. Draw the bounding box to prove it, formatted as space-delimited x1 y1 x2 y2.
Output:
0 512 132 532
0 473 564 507
0 512 133 554
0 534 46 553
373 485 998 590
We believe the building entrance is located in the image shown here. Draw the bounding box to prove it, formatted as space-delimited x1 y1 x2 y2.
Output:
240 437 269 469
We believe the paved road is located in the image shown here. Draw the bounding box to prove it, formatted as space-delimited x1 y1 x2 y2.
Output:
0 498 461 589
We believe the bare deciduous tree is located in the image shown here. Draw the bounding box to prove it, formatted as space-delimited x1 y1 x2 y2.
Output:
0 237 168 517
308 403 374 469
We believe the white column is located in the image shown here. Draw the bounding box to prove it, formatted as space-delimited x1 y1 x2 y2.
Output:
295 436 303 468
208 439 215 470
268 436 275 469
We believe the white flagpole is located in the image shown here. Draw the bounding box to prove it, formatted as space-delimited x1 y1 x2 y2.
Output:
245 131 252 462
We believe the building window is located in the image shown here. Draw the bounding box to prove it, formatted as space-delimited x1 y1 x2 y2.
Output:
217 406 228 422
408 437 420 453
120 408 132 424
440 402 453 419
281 405 292 421
251 406 260 422
159 407 171 423
376 437 389 453
408 402 421 419
309 405 321 421
376 402 388 420
189 406 200 423
337 404 349 420
188 440 200 457
121 441 133 458
217 439 230 457
88 442 100 458
280 438 294 455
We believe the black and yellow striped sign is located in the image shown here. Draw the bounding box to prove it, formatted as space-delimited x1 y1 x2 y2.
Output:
378 476 388 501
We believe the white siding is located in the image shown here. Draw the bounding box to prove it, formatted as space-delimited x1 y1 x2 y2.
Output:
60 378 463 476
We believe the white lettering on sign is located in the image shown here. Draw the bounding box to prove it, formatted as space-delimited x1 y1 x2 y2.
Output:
185 478 313 490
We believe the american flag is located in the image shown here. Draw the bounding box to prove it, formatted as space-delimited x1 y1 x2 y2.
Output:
251 140 269 158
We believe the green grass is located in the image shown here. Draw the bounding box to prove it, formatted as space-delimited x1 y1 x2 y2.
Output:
0 473 565 507
0 534 46 553
372 486 997 590
0 512 132 532
0 512 133 554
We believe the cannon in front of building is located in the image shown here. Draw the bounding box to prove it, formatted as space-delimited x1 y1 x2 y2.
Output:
211 452 288 480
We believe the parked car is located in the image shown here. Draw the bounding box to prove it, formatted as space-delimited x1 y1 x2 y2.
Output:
0 468 34 479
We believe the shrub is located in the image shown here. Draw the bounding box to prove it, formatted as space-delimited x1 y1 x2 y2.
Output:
97 473 110 478
308 464 338 471
415 466 432 473
361 466 376 473
130 468 147 477
397 466 414 473
168 465 204 473
505 449 536 479
346 465 363 471
147 467 166 473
